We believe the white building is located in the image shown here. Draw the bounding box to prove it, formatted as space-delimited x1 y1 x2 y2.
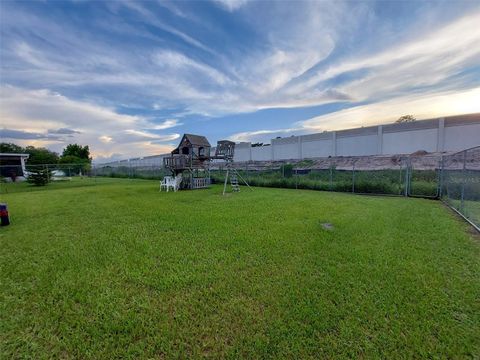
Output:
0 153 30 181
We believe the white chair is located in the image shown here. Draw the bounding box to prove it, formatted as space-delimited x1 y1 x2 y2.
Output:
160 176 173 192
171 174 183 192
160 174 182 192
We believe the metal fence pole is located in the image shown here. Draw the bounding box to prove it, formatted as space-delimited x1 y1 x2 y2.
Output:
460 150 466 212
45 164 50 182
398 164 403 195
438 156 444 198
404 158 409 197
352 161 356 193
329 160 333 191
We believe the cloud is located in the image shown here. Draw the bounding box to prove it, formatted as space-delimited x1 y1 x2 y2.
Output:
2 2 479 119
48 128 82 135
0 0 351 116
147 119 182 130
294 11 480 103
119 1 216 55
214 0 250 12
0 128 62 141
152 50 232 85
0 85 177 159
124 129 180 142
99 135 113 143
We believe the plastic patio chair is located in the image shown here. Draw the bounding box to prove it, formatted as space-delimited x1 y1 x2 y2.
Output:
172 174 182 192
159 176 173 192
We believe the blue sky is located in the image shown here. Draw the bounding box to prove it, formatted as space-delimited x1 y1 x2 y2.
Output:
1 0 479 161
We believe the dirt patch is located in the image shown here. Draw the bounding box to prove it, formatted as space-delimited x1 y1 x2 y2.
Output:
321 222 334 231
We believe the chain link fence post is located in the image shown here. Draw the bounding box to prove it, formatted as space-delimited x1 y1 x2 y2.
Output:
438 156 444 198
460 150 466 213
295 168 298 189
404 157 409 197
329 159 333 191
351 162 354 193
45 164 50 183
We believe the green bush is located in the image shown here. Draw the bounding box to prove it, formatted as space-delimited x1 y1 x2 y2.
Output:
27 169 51 186
410 181 438 197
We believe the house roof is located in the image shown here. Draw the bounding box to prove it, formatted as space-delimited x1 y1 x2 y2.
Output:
183 134 211 147
0 153 30 158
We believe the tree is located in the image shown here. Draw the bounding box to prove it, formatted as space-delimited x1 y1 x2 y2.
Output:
0 143 24 153
27 168 52 186
59 144 92 174
0 143 59 164
62 144 91 160
396 115 416 123
24 146 59 165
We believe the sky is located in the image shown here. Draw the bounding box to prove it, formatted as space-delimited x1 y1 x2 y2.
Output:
1 0 479 162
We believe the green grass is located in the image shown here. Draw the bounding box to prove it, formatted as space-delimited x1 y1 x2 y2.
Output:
0 176 120 194
1 179 479 358
444 198 480 229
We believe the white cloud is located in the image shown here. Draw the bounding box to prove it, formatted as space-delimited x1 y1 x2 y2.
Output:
99 135 113 143
295 12 480 102
214 0 250 12
147 119 182 130
152 50 232 85
0 85 176 159
124 129 180 142
3 2 480 119
0 0 350 116
119 1 217 55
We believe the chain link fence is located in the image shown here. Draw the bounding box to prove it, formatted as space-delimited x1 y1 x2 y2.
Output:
93 165 170 180
210 155 439 197
440 147 480 231
91 155 440 199
1 163 92 181
0 163 98 193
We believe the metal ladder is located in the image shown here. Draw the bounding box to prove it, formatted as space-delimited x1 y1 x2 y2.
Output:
230 174 240 192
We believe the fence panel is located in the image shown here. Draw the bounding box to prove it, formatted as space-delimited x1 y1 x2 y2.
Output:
408 156 440 198
441 147 480 230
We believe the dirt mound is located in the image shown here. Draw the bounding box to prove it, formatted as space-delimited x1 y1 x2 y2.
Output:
410 150 429 156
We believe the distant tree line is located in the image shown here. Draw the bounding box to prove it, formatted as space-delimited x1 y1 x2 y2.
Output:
0 142 92 169
396 115 416 123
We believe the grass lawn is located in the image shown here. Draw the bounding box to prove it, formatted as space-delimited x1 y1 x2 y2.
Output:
1 178 479 358
443 198 480 230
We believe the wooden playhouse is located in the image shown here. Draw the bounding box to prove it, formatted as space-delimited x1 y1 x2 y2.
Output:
163 134 212 189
